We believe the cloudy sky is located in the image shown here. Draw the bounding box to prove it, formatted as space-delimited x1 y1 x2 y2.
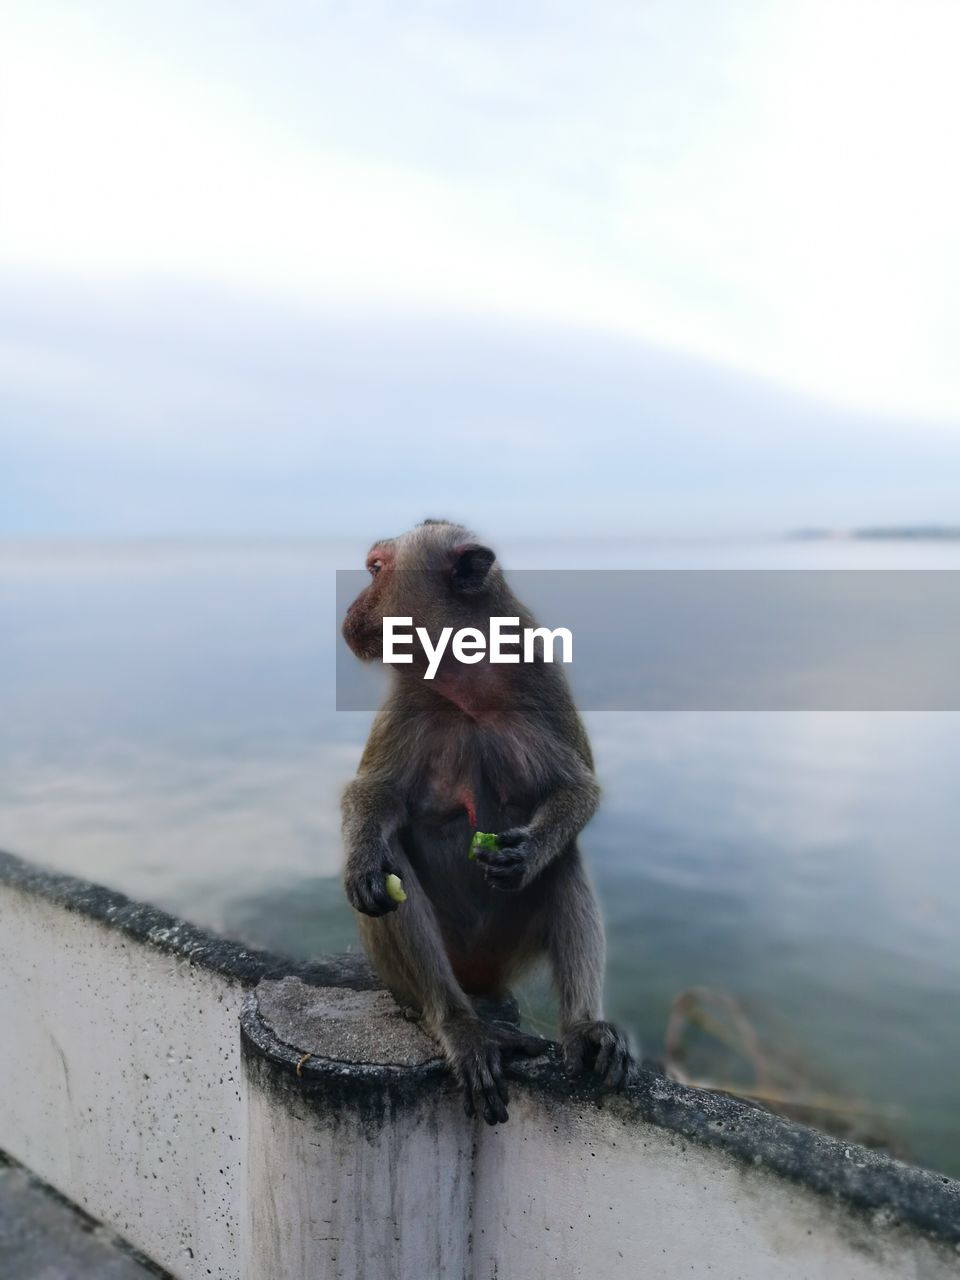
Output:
2 0 959 536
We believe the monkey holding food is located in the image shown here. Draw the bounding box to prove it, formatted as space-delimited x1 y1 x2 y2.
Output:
341 519 635 1124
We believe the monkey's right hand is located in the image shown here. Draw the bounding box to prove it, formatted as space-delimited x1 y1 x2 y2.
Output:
344 846 403 916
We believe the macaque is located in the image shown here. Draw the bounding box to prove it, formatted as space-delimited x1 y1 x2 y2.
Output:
341 519 635 1123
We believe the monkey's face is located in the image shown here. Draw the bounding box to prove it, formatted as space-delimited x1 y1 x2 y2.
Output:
341 520 497 666
341 538 399 661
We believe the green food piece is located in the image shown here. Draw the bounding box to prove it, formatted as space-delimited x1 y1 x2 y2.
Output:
469 831 500 860
384 873 407 903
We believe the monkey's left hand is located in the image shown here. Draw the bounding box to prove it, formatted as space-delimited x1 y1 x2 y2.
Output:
473 827 535 891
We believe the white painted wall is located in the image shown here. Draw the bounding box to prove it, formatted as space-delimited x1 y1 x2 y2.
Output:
244 1078 473 1280
239 1053 959 1280
2 870 957 1280
0 879 246 1280
472 1091 957 1280
240 979 960 1280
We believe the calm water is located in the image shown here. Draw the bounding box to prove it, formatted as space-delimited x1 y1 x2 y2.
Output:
2 538 959 1174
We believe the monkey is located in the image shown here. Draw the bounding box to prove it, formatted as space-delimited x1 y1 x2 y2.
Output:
341 519 635 1124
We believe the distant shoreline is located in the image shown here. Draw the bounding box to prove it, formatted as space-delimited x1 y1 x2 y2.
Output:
789 526 960 542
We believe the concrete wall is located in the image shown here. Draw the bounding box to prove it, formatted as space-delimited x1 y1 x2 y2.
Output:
0 851 370 1279
245 1064 472 1278
0 863 248 1279
472 1091 956 1280
241 976 960 1280
2 849 959 1280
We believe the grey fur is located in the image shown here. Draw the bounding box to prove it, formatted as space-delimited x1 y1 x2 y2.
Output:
341 520 635 1123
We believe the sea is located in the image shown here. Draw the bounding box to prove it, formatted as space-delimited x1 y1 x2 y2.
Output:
2 535 958 1174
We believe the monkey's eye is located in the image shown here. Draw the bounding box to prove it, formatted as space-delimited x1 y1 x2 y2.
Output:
367 559 383 577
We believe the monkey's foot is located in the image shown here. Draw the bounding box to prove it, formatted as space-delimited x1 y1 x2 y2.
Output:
563 1019 637 1091
441 1018 548 1126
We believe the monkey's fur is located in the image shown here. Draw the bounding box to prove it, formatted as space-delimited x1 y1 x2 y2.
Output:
341 519 635 1123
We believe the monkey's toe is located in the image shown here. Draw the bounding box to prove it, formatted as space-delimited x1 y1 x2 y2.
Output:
466 1049 509 1125
457 1044 510 1124
595 1037 633 1090
563 1020 637 1092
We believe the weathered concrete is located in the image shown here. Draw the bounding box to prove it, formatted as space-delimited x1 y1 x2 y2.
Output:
471 1089 959 1280
0 848 377 991
0 850 379 1279
0 851 370 1279
242 979 470 1279
256 977 442 1067
242 976 960 1280
3 847 960 1280
0 873 247 1278
0 1153 166 1279
244 1053 472 1278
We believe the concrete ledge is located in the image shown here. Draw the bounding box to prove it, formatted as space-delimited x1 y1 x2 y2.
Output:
242 978 960 1278
241 977 960 1247
0 848 366 1280
3 846 960 1279
0 848 377 990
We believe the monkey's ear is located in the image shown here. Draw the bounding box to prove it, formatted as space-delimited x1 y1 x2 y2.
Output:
450 543 496 594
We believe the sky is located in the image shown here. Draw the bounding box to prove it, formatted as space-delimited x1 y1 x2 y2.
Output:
1 0 959 537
